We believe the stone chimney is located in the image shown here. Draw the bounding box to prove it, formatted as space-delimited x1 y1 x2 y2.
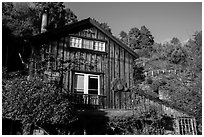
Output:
41 9 48 33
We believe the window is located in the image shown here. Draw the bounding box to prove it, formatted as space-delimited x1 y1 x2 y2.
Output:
88 75 98 94
177 117 197 135
69 36 106 52
83 39 94 49
74 73 100 95
70 36 82 48
94 41 105 51
74 74 84 94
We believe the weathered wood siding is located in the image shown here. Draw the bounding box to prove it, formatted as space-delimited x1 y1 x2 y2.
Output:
32 26 135 109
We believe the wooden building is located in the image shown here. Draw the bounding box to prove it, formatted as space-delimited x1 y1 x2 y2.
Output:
28 18 198 135
29 17 137 109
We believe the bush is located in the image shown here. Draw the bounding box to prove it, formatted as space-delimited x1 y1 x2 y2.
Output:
2 72 77 134
106 107 172 135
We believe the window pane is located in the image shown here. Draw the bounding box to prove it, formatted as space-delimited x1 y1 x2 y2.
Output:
90 41 94 49
74 74 84 93
94 41 99 50
93 41 105 51
101 42 105 51
83 39 93 49
70 37 82 48
88 76 98 94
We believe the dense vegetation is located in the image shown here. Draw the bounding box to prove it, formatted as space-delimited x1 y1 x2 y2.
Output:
2 2 77 37
2 2 202 135
120 28 202 128
2 70 77 134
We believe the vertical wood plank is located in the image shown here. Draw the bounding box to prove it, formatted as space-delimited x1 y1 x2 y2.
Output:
124 52 130 108
119 48 125 109
114 44 120 109
114 44 120 78
104 37 109 109
97 55 101 72
129 56 133 88
110 41 115 108
63 38 68 90
66 51 70 91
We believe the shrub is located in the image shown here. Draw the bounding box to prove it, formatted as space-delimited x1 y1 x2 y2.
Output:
2 71 77 134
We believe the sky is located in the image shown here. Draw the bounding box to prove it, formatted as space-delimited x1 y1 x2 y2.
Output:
64 2 202 43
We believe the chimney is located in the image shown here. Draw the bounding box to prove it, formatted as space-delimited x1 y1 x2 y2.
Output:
41 8 48 33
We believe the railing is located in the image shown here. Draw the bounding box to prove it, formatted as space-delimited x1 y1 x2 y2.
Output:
70 93 106 108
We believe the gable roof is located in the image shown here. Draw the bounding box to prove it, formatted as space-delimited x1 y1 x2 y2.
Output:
30 18 138 58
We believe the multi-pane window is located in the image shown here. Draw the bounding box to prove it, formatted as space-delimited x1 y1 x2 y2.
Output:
177 117 197 135
83 39 94 49
94 41 105 51
70 36 105 52
70 37 82 48
74 73 100 95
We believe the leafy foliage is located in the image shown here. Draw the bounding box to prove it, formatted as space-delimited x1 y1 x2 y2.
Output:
134 31 202 126
170 37 180 45
2 41 100 134
33 2 77 30
119 31 128 45
2 2 78 37
2 70 77 134
106 107 174 135
119 26 154 57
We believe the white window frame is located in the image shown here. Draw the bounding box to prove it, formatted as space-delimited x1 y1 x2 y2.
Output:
94 41 106 52
74 72 100 95
82 39 94 49
70 36 82 48
69 36 106 52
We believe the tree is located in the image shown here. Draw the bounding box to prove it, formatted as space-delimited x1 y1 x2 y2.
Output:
185 31 202 73
128 26 154 50
119 26 154 57
119 31 128 45
2 2 78 37
33 2 78 31
170 37 180 45
169 45 187 65
134 31 202 130
3 2 39 37
2 2 78 72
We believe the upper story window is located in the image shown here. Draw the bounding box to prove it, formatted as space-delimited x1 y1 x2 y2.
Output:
70 37 82 48
70 36 105 52
83 39 94 49
94 41 105 52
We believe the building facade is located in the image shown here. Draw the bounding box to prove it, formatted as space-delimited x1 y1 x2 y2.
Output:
29 18 137 109
28 18 198 135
